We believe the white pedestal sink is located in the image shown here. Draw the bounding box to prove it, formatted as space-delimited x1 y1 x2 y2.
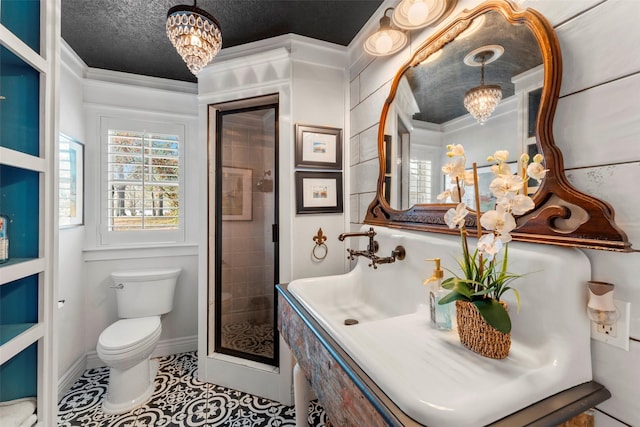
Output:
288 226 593 426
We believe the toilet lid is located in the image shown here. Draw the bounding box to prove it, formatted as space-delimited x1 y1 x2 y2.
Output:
99 317 161 351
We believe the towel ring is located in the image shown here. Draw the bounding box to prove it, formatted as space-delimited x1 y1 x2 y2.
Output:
312 228 328 261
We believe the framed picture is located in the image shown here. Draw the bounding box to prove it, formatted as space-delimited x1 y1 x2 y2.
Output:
296 171 343 214
59 133 84 228
295 124 342 169
222 167 252 220
461 162 517 212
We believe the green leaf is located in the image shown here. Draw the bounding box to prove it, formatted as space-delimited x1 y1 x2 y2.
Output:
438 291 468 305
450 280 474 298
442 277 456 289
473 299 511 334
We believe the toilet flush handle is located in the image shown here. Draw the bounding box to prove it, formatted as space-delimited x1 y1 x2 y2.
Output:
110 283 124 289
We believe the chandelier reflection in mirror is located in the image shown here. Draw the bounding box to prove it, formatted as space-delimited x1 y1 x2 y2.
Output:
463 45 504 124
166 1 222 75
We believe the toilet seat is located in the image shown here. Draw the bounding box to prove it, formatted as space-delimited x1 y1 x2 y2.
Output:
98 316 161 354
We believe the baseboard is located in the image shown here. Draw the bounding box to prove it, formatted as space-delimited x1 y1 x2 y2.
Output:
58 354 87 400
85 335 198 370
154 335 198 358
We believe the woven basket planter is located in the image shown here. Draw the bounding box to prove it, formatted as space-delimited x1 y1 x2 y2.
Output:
455 300 511 359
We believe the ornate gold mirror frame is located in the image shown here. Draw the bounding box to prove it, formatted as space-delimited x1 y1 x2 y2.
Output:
364 0 632 251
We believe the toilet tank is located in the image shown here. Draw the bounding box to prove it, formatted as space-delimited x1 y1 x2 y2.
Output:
110 268 182 318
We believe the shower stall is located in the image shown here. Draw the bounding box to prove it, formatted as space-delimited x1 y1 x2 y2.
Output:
210 97 279 366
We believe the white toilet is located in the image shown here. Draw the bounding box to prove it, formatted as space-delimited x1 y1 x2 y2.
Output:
96 268 181 414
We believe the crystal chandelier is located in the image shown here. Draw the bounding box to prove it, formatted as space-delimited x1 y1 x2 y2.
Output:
463 51 502 125
166 2 222 75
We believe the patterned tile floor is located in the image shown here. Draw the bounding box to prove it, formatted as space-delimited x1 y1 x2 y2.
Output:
221 321 274 359
58 351 328 426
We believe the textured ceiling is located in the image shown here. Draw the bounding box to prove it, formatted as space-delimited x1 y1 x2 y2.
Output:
404 10 543 124
61 0 384 83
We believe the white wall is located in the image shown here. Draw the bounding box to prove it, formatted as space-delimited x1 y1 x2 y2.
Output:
348 0 640 425
58 44 200 384
57 42 87 394
291 58 349 279
196 35 348 405
81 73 199 365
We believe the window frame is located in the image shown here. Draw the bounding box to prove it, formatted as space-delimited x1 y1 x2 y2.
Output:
99 116 185 246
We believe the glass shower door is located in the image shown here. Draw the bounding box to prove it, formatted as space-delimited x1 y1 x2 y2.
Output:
214 104 278 366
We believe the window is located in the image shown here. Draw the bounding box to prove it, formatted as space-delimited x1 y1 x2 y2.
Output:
101 118 184 245
59 134 84 227
409 158 432 205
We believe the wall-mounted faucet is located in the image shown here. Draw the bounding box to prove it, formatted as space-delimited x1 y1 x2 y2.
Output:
338 227 405 269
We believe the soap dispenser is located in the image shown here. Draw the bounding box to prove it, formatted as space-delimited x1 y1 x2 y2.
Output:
423 258 451 330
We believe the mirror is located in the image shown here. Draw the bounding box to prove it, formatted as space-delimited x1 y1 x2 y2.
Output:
384 10 542 210
365 0 632 252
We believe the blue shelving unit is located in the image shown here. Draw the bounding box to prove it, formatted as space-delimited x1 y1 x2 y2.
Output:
0 0 57 420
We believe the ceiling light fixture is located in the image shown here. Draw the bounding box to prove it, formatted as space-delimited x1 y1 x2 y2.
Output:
392 0 448 30
166 1 222 75
364 8 407 57
463 46 504 125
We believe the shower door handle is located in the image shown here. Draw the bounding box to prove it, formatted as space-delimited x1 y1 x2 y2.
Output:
272 224 278 243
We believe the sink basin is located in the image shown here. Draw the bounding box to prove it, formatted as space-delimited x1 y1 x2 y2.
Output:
288 226 593 426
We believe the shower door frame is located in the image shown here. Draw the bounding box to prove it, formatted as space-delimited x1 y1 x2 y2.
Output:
213 102 280 367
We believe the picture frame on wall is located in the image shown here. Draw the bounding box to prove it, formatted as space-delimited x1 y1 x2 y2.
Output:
59 133 84 228
222 167 253 220
295 171 343 214
295 124 342 169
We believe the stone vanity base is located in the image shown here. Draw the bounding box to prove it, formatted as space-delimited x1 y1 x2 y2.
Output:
278 284 610 427
278 289 410 426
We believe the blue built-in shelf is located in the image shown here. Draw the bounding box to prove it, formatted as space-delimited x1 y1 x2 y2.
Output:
0 44 40 156
0 0 40 54
0 275 38 330
0 165 40 260
0 323 37 347
0 0 47 411
0 274 39 401
0 342 37 401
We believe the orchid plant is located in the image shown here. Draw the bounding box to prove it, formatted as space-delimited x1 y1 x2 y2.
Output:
437 144 547 334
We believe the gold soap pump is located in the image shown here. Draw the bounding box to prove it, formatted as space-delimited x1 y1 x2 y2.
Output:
423 258 444 286
423 258 451 330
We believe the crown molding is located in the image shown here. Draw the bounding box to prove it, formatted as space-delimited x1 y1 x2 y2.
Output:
61 38 87 80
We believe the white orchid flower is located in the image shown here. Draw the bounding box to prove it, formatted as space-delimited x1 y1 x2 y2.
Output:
510 194 535 215
493 150 509 162
477 233 504 260
480 205 516 237
498 230 513 243
462 170 475 186
446 144 465 157
533 153 544 163
441 185 465 202
437 190 451 201
527 162 548 182
444 203 469 229
496 193 534 216
442 158 466 184
490 161 512 177
489 174 523 197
